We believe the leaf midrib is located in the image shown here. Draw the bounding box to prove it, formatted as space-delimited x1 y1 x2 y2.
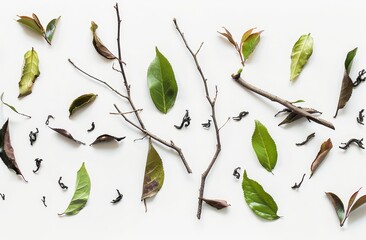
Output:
291 35 310 79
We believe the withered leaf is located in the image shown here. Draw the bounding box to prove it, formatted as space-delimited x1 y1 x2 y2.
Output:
18 48 40 98
326 192 345 225
90 21 116 59
0 120 26 181
218 27 237 48
310 138 332 178
69 93 97 117
334 48 357 118
278 108 321 126
89 134 125 146
49 126 85 145
200 198 230 210
1 93 31 118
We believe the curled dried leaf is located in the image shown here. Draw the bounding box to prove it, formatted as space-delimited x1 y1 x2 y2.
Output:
69 93 97 117
89 134 125 146
48 126 85 145
218 27 237 48
18 48 40 98
90 21 116 59
200 198 230 210
310 138 332 178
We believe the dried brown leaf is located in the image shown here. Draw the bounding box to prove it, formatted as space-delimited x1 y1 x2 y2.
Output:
90 21 116 60
49 126 85 145
200 198 230 210
310 138 332 178
89 134 125 146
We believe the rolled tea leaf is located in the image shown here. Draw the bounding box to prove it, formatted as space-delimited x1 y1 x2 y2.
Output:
89 134 125 146
45 16 61 44
1 93 31 118
90 21 116 59
18 48 40 98
69 93 97 117
310 138 332 178
200 198 230 210
49 126 85 145
290 33 313 81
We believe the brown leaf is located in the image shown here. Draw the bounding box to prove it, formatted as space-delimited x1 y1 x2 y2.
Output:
49 126 85 145
278 108 321 126
310 138 332 178
218 27 237 48
90 21 116 60
31 13 44 32
326 192 345 225
200 198 230 210
345 188 361 219
350 195 366 213
89 134 125 146
0 120 27 181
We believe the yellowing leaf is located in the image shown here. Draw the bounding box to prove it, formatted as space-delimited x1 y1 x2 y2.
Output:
290 33 313 81
18 48 40 98
241 31 263 60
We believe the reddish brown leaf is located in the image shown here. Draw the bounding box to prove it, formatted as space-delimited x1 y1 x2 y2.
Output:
89 134 125 146
90 21 116 60
326 192 345 225
49 126 85 145
200 198 230 210
310 138 333 178
218 27 237 48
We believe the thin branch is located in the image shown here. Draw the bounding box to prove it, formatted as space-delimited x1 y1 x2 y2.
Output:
174 18 223 219
231 72 335 130
110 109 143 115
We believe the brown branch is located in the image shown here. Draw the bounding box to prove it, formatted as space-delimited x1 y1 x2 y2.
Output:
174 18 223 219
231 72 335 130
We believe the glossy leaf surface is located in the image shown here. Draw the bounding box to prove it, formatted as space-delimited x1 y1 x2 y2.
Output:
69 93 97 117
290 33 313 81
326 192 345 225
310 138 332 178
45 16 60 43
18 48 40 98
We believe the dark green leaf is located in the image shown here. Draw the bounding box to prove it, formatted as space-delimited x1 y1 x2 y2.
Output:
326 192 345 225
89 134 125 146
18 48 40 98
242 170 280 220
90 21 116 59
200 198 230 210
0 120 26 181
147 47 178 113
241 31 263 60
69 93 97 117
310 138 332 178
45 16 60 43
59 162 91 216
1 93 31 118
334 48 357 118
17 15 43 35
48 126 85 145
290 33 313 81
251 120 277 173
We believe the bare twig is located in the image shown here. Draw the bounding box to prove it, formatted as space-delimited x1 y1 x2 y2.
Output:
231 71 335 130
174 18 223 219
110 109 143 115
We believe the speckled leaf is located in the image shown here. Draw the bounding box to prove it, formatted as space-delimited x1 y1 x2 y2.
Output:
49 126 85 145
1 93 31 118
141 139 164 202
147 47 178 114
310 138 332 178
201 198 230 210
69 93 97 117
251 120 277 173
326 192 345 225
290 33 313 81
242 170 280 220
17 15 43 35
59 162 91 216
0 120 26 181
18 48 40 98
45 16 60 43
89 134 125 146
334 48 357 117
90 21 116 59
241 31 263 60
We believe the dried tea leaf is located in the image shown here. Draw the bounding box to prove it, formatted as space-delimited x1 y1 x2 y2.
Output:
0 120 26 181
17 15 43 35
326 192 345 225
251 120 277 173
1 93 31 118
334 48 357 118
90 21 116 59
310 138 332 178
89 134 125 146
200 198 230 210
18 48 40 98
350 195 366 213
242 170 280 220
147 47 178 113
241 30 263 60
45 16 60 44
59 162 91 216
290 33 313 81
69 93 97 117
141 139 164 206
49 126 85 145
278 108 321 126
217 27 237 47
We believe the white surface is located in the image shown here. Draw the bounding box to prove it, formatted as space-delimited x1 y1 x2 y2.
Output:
0 0 366 239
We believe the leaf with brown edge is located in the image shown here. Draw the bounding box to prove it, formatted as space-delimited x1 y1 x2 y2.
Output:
240 28 256 45
48 126 85 145
90 21 116 60
200 198 230 210
89 134 125 146
310 138 332 178
0 120 27 182
350 195 366 213
218 27 237 48
334 48 357 118
32 13 44 32
326 192 345 225
241 30 263 61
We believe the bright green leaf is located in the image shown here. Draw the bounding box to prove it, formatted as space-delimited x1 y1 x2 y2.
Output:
18 48 40 98
242 170 280 220
147 47 178 113
45 16 60 44
59 162 91 216
241 31 263 60
69 93 97 117
251 120 277 173
17 15 44 35
290 33 313 81
345 47 358 75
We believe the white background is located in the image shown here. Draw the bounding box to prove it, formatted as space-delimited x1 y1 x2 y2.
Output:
0 0 366 239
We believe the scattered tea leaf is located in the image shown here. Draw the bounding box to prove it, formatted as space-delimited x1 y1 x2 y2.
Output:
18 48 40 98
251 120 277 173
48 126 85 145
291 174 306 189
0 120 26 181
277 108 321 126
59 162 91 216
147 47 178 114
334 48 357 118
218 27 237 47
326 192 345 225
241 30 263 61
310 138 332 178
290 33 313 81
339 138 364 150
200 198 230 210
69 93 97 117
89 134 125 146
90 21 116 59
17 15 43 35
242 170 280 220
45 16 60 43
296 132 315 146
1 93 31 118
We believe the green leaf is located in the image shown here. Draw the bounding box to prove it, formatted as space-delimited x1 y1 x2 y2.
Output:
241 31 263 60
59 162 91 216
90 21 116 59
251 120 277 173
334 48 357 118
1 93 31 118
290 33 313 81
0 120 26 181
326 192 345 226
310 138 332 178
45 16 60 44
141 139 164 203
147 47 178 113
69 93 97 117
242 170 280 220
18 48 40 98
17 15 44 35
